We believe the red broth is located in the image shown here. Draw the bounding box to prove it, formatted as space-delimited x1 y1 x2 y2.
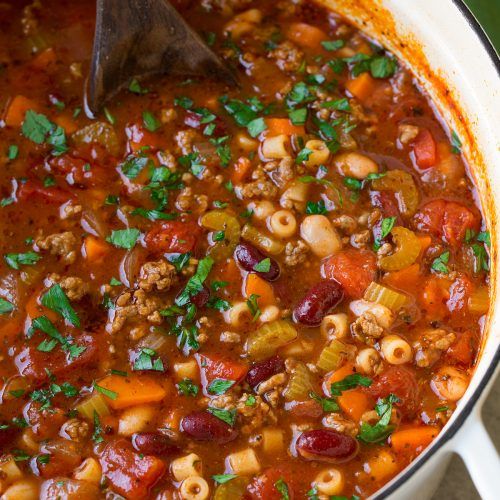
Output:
0 1 489 498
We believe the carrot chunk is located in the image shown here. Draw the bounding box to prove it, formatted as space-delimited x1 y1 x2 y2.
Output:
390 426 439 453
345 73 376 102
84 236 111 262
4 95 39 127
97 375 167 409
265 117 305 136
286 22 328 49
244 273 276 306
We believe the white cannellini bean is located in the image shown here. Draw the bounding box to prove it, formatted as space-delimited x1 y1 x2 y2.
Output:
334 152 378 179
300 215 342 258
118 405 156 437
431 366 469 401
349 299 394 329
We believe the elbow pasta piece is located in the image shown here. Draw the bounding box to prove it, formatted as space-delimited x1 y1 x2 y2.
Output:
171 453 202 482
320 313 348 340
356 347 382 376
268 210 297 238
280 180 309 211
261 134 290 159
74 457 102 484
227 448 261 475
349 300 394 329
224 301 253 327
334 152 379 179
179 476 210 500
313 468 345 496
259 305 281 323
380 335 413 365
431 366 468 401
304 139 330 167
173 359 199 381
0 456 23 493
118 404 156 437
249 200 275 220
300 215 342 258
262 427 285 455
1 479 39 500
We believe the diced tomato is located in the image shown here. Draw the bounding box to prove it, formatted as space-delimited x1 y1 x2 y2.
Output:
323 249 377 298
369 366 419 416
49 154 111 187
412 128 437 169
419 276 451 319
25 402 66 437
145 220 199 255
447 330 475 366
15 332 98 381
286 399 323 419
100 440 166 498
413 199 478 246
17 180 74 204
125 123 163 152
248 467 297 500
196 353 248 392
446 274 472 316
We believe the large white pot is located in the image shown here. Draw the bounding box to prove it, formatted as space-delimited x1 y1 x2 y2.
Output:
315 0 500 498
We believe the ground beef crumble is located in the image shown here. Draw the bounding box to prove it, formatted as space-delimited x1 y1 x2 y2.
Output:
35 231 78 264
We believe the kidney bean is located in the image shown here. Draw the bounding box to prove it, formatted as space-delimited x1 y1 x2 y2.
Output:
234 243 280 282
181 411 238 444
132 432 179 455
190 284 210 308
296 429 358 463
293 280 344 326
246 355 285 388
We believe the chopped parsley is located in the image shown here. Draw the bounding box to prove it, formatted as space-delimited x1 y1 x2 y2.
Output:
143 110 161 132
106 228 141 250
120 154 150 179
207 407 237 426
358 394 399 443
94 383 118 400
133 348 165 372
177 378 199 397
309 391 339 412
0 298 14 314
306 200 328 215
431 251 450 274
176 257 214 307
253 258 271 273
208 378 235 395
321 39 345 51
7 144 19 160
330 374 372 396
22 110 67 156
274 478 290 500
4 251 41 270
129 78 149 94
246 294 261 321
451 130 462 154
212 473 238 484
41 283 80 327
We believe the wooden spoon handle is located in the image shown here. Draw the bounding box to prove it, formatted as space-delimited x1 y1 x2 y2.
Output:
86 0 237 115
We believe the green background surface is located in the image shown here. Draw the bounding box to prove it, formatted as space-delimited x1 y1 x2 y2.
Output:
464 0 500 52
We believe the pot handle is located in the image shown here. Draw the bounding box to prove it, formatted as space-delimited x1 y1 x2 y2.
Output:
453 406 500 499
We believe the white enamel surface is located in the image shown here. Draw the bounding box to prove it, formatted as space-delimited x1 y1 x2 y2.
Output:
316 0 500 498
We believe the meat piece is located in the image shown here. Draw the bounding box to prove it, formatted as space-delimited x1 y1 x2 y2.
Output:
60 418 90 441
323 413 358 437
332 215 357 235
138 260 177 292
239 166 279 200
398 124 420 145
268 41 304 72
61 203 83 219
236 393 277 434
284 240 309 266
201 0 252 15
36 231 78 264
264 158 295 188
175 129 198 154
100 440 166 498
46 274 89 301
351 312 384 345
175 187 208 213
414 328 456 367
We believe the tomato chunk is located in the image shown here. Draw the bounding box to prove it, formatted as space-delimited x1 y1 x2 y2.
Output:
248 467 297 500
323 249 377 298
100 440 166 498
447 330 475 366
17 180 74 204
413 199 478 246
145 220 199 254
369 366 419 416
412 128 437 169
196 353 248 393
15 332 97 381
125 123 162 152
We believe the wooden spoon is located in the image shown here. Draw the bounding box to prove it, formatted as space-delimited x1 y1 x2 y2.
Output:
86 0 238 116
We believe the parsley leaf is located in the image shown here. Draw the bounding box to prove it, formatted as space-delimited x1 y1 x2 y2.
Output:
176 257 214 306
247 117 267 137
431 251 450 274
129 78 149 94
274 478 290 500
167 253 191 272
330 374 372 396
0 297 14 314
358 394 399 443
94 383 118 400
253 258 271 273
143 110 161 132
309 391 339 412
106 228 140 249
288 108 308 125
321 39 345 51
133 348 165 372
177 378 199 397
380 216 396 239
207 407 237 426
451 130 462 154
213 473 238 484
41 284 80 328
22 110 67 156
131 207 178 221
4 251 41 270
306 200 328 215
246 294 261 321
120 154 149 179
208 379 235 395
